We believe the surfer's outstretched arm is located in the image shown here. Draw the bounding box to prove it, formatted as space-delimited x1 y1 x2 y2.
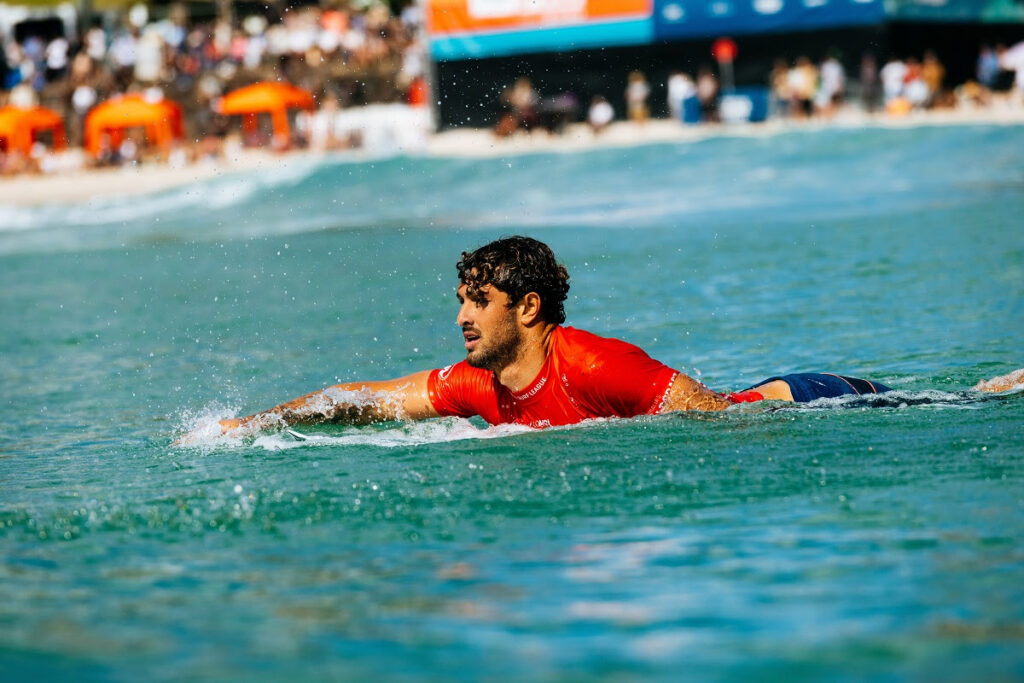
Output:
219 370 439 433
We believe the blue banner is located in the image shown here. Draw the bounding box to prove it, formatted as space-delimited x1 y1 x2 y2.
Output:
653 0 884 40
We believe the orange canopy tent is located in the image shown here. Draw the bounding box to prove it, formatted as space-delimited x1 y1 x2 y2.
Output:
0 106 67 156
218 81 316 144
84 94 184 157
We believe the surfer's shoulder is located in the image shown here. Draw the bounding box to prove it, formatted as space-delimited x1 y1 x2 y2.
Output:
551 326 655 385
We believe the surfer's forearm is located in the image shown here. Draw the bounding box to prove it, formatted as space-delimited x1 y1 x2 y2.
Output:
226 385 395 430
220 371 439 433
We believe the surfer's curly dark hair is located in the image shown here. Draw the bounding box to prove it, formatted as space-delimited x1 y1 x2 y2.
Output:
457 236 570 324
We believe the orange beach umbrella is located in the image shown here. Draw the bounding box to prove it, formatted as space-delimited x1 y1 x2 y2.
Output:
218 81 315 143
0 106 67 156
84 93 183 156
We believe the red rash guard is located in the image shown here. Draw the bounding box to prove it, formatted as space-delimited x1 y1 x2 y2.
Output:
427 326 679 428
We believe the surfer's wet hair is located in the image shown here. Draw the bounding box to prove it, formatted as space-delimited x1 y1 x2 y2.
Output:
458 236 570 324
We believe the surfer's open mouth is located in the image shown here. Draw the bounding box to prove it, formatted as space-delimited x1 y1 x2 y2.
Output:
463 329 481 349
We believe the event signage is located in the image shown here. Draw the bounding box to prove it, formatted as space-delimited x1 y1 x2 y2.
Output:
425 0 902 60
426 0 655 60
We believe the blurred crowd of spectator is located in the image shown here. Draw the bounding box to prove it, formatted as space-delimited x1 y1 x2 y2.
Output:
768 45 1024 117
496 41 1024 137
1 0 425 155
3 3 1024 174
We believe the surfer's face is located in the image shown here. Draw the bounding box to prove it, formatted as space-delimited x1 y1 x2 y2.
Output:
456 283 522 372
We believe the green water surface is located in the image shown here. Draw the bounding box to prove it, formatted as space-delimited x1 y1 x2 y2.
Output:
1 125 1023 680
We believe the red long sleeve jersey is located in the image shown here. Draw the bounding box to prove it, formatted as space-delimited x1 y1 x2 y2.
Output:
427 326 679 428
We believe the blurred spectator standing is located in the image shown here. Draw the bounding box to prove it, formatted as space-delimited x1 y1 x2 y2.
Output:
696 67 719 121
134 28 163 83
625 70 650 124
770 58 791 118
84 22 107 63
860 53 880 112
108 26 139 86
68 52 104 146
816 51 845 117
880 56 907 107
977 45 999 89
299 96 347 151
1000 42 1024 102
667 70 698 123
921 50 946 107
22 35 44 90
502 76 538 132
587 94 614 133
788 56 817 118
537 91 577 134
903 57 928 109
44 35 68 82
666 70 687 121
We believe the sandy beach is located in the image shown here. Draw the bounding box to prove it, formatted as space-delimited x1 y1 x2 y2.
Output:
2 104 1023 208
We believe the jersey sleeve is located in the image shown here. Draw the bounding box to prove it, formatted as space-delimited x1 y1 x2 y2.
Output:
427 361 496 418
569 335 679 418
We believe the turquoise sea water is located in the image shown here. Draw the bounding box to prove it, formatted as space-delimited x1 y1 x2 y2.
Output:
1 125 1023 680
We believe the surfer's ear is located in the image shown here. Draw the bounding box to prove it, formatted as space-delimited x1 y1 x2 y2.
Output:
518 291 543 325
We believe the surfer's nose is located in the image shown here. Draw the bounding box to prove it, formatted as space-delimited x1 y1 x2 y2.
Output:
456 299 472 328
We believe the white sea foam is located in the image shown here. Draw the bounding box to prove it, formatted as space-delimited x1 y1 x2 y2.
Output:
788 388 1004 411
251 417 535 450
172 393 540 450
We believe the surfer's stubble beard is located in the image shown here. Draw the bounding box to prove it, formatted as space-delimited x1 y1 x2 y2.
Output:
464 307 523 375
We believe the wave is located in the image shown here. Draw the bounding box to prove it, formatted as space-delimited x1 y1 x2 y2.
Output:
0 155 326 232
3 125 1021 253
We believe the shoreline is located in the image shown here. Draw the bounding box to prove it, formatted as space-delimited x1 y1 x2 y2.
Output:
2 105 1024 208
426 105 1024 157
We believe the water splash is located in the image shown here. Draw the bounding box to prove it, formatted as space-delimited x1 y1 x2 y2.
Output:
173 402 245 449
173 383 1021 450
252 418 535 450
174 398 539 450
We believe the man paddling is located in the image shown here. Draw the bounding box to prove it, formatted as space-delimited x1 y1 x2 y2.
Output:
217 236 1015 435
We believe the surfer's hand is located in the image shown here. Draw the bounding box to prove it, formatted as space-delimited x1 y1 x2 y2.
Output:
973 367 1024 393
172 416 250 446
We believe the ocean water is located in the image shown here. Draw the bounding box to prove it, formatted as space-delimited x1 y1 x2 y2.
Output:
1 124 1022 680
